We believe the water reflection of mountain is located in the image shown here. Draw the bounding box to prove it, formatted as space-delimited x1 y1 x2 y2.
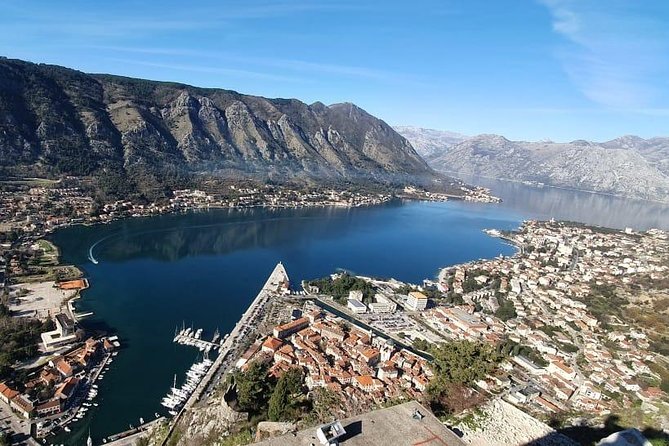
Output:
463 176 669 230
98 206 374 262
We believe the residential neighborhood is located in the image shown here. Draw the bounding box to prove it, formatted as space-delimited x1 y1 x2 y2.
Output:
236 307 433 416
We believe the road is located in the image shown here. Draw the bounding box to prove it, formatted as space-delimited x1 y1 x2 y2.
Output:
0 400 38 446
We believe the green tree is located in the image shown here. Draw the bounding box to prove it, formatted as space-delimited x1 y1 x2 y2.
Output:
0 306 46 380
233 361 271 413
428 341 501 391
412 338 430 352
426 341 503 416
268 368 303 422
308 274 375 304
495 298 517 321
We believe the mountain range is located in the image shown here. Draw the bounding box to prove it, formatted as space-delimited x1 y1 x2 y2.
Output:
395 127 669 203
0 57 447 200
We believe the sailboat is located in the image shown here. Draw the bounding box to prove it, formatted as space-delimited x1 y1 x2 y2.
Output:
87 430 93 446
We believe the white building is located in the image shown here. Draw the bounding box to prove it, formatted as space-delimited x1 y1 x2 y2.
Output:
347 298 367 314
41 313 78 352
368 293 397 313
406 291 428 311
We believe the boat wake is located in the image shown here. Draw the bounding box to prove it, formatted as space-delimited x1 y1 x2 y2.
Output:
88 235 115 265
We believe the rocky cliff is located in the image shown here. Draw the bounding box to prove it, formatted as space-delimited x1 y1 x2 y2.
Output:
396 128 669 203
0 58 441 197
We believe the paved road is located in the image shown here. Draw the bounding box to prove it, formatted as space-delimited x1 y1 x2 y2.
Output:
0 400 36 445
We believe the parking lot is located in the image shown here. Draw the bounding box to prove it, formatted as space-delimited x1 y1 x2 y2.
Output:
8 281 76 319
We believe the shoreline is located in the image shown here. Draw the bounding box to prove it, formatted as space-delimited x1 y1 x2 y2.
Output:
38 212 669 444
159 263 290 446
444 171 669 206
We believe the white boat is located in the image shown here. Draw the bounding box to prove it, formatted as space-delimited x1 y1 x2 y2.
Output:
161 400 178 410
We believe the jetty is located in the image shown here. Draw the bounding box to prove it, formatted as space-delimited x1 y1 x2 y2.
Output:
104 416 166 446
161 262 290 445
173 328 221 352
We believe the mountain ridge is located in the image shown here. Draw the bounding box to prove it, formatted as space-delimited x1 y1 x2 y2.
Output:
0 57 449 200
395 127 669 203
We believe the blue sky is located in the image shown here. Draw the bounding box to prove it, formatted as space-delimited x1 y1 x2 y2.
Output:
1 0 668 141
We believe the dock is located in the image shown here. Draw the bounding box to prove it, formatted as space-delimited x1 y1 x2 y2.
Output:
173 330 221 352
160 262 289 446
104 416 166 446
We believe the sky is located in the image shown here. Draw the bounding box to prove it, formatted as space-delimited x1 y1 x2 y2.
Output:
1 0 668 141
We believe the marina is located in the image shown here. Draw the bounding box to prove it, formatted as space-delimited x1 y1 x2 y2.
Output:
160 358 213 416
172 326 225 353
159 262 290 445
47 202 524 444
31 339 120 442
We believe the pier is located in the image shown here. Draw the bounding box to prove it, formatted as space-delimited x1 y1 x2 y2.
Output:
160 262 289 445
104 417 166 446
173 330 221 352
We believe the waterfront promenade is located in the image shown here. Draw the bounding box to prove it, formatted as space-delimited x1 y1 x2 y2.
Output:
161 262 289 445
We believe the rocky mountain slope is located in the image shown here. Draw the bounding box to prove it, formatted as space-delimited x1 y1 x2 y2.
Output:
0 58 443 198
396 128 669 203
393 126 467 158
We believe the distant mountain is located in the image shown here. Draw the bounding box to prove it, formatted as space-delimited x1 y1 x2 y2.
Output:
393 126 468 159
397 128 669 203
0 57 450 200
603 135 669 177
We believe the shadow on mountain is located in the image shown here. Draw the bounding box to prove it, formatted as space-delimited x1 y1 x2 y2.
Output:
523 414 669 446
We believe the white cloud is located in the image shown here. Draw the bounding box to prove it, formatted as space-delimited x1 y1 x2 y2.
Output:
90 46 422 85
104 59 309 84
539 0 669 108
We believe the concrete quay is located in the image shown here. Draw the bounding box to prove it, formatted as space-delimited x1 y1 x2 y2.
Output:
160 262 289 445
104 417 166 446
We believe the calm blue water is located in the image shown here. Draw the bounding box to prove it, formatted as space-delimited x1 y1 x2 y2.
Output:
48 184 669 445
461 175 669 231
48 200 521 445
